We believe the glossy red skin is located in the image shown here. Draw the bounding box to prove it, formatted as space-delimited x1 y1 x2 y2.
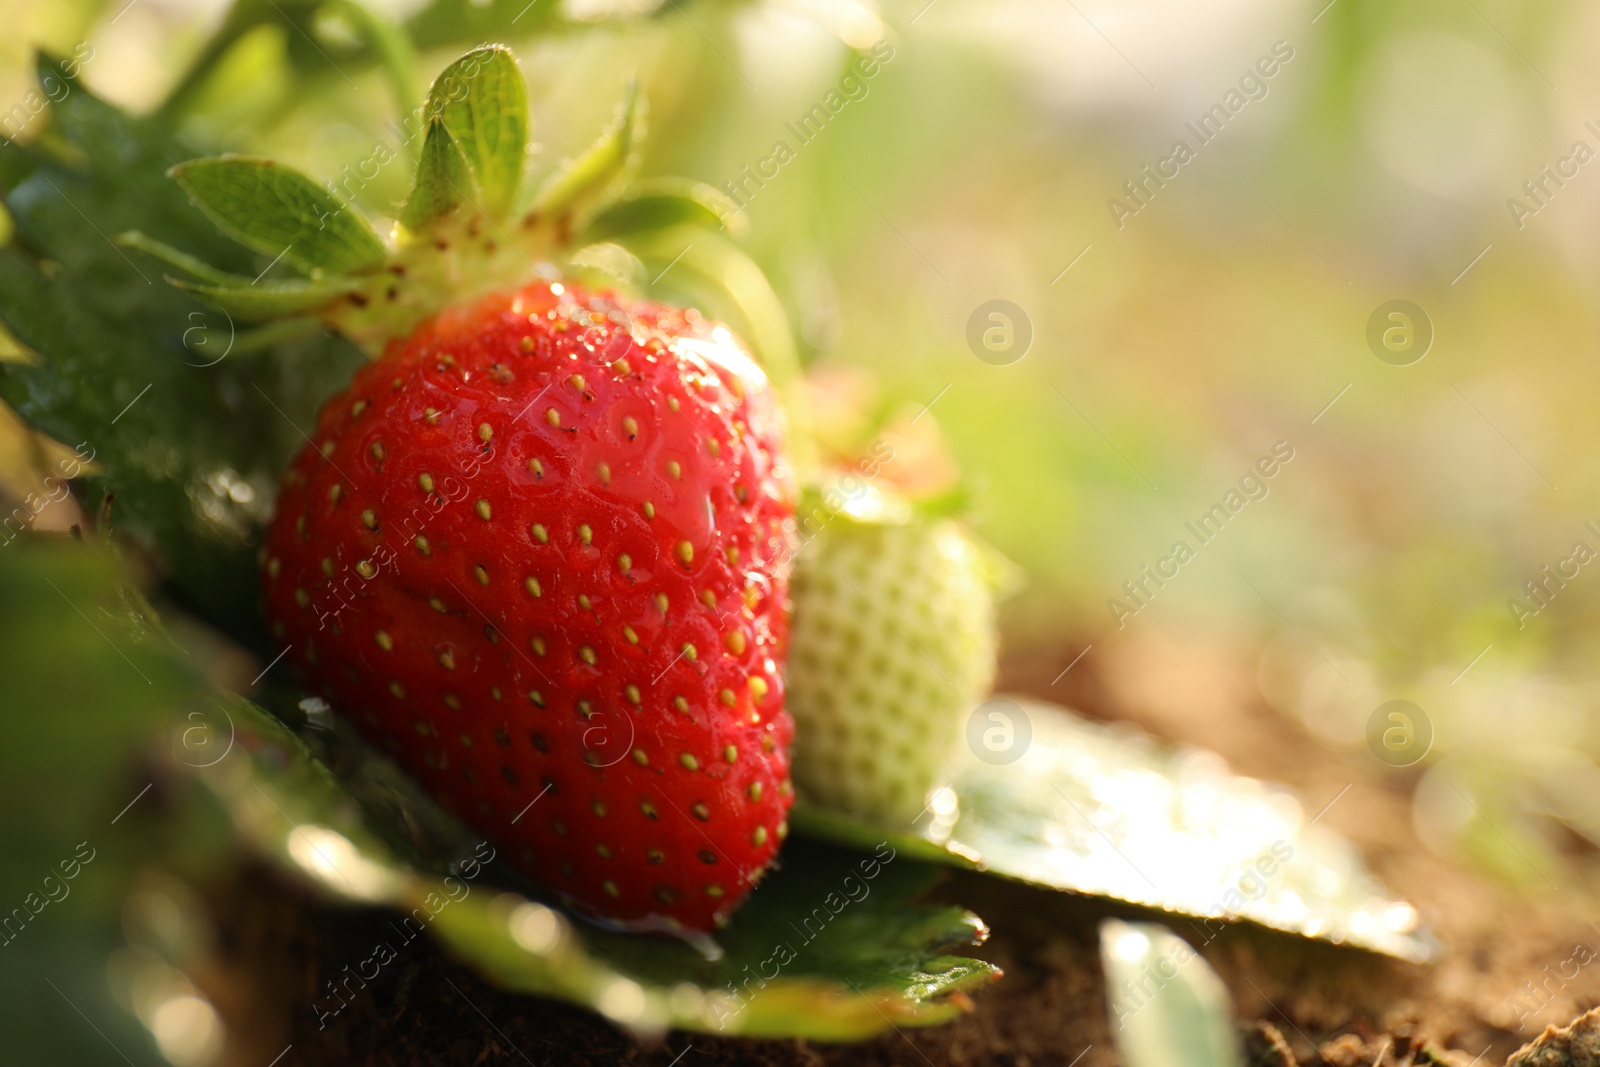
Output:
260 281 796 933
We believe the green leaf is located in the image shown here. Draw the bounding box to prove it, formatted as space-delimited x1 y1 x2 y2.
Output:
581 178 746 242
0 540 211 1067
424 45 528 218
527 82 641 222
174 278 360 321
168 156 388 277
400 116 472 231
0 72 363 632
194 705 999 1039
114 230 246 286
118 230 359 322
793 697 1436 963
1100 921 1244 1067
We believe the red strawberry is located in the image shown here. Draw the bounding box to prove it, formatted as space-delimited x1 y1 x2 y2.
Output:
259 279 797 933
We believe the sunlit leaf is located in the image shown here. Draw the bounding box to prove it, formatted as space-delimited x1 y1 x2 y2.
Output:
423 46 528 218
793 697 1436 963
169 156 388 277
196 704 1000 1039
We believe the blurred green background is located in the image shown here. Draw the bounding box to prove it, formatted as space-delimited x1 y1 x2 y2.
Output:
4 0 1600 1058
7 0 1600 872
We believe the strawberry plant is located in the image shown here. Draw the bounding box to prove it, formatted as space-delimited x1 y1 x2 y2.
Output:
0 17 1438 1066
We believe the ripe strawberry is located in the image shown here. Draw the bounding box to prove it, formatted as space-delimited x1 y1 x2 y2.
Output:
259 279 796 932
139 45 805 934
786 486 999 823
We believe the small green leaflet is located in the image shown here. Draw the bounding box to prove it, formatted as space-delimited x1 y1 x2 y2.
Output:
169 156 388 277
1101 921 1244 1067
581 178 746 242
528 82 642 222
401 116 473 231
116 230 360 320
793 698 1436 963
425 45 528 218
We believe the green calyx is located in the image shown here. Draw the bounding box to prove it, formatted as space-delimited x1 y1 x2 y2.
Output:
116 45 747 357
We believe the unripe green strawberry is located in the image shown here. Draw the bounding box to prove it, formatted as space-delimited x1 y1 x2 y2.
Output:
785 486 1000 823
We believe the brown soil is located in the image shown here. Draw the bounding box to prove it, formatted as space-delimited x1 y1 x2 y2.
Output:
196 628 1600 1066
